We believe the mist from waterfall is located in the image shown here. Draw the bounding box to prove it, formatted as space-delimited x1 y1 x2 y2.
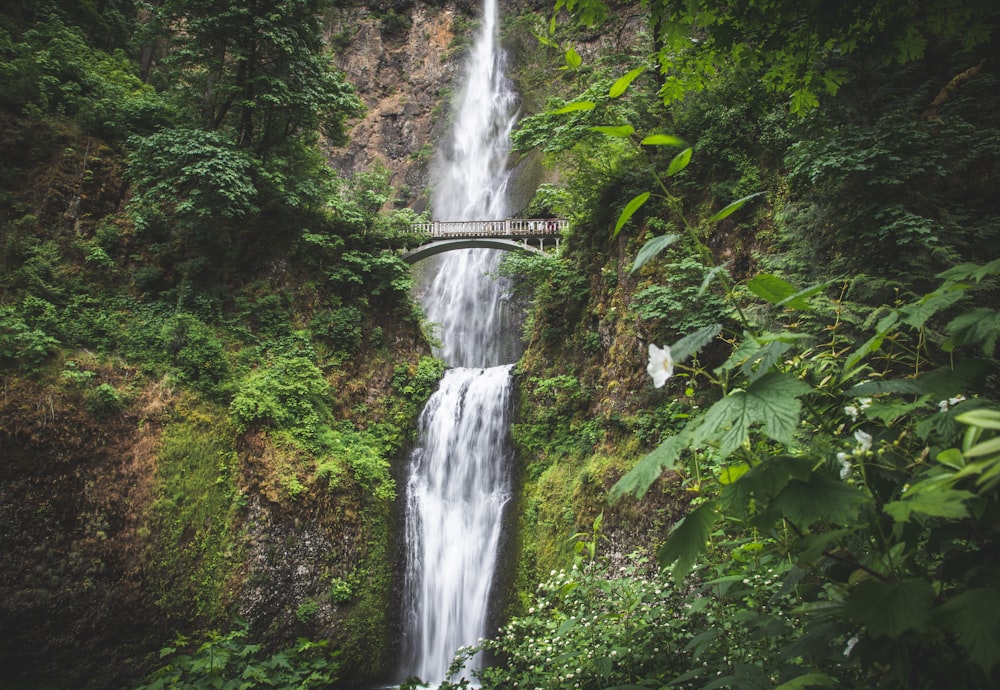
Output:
400 0 520 685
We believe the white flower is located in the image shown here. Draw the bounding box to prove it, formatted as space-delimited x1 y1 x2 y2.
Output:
843 635 859 657
843 405 859 421
939 394 967 412
854 429 872 453
859 397 872 410
646 343 674 388
837 452 852 480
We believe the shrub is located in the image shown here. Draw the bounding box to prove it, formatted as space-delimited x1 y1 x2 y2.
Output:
229 336 331 450
159 312 229 394
135 622 340 690
0 305 59 368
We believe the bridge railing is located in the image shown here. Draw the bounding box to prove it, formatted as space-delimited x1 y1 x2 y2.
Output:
410 218 568 239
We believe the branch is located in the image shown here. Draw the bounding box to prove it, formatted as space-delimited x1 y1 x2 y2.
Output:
923 60 985 121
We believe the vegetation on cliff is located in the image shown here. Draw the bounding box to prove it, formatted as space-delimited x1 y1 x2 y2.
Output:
0 0 439 687
468 1 1000 688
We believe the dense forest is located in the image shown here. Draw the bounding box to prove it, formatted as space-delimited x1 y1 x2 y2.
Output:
1 0 999 689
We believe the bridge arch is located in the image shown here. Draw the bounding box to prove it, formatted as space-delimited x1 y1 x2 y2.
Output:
401 238 547 264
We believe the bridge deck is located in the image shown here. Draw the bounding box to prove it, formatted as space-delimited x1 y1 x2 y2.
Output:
410 218 567 239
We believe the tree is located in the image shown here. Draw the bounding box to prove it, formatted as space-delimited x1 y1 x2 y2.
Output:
557 0 999 113
152 0 362 153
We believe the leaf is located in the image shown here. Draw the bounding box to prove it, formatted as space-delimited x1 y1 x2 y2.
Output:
564 45 581 69
937 258 1000 283
709 191 764 222
630 233 680 274
666 147 693 176
613 192 650 237
610 423 698 501
609 66 645 97
937 588 1000 675
775 672 839 689
955 408 1000 431
790 87 820 115
698 261 732 296
771 474 870 527
846 578 935 638
965 436 1000 459
641 133 685 146
670 323 722 364
944 308 1000 355
549 100 596 114
899 285 968 329
936 448 965 470
883 488 974 523
776 279 838 308
846 379 929 398
746 273 811 309
718 464 749 485
844 330 888 373
657 500 719 583
589 124 635 137
694 373 811 459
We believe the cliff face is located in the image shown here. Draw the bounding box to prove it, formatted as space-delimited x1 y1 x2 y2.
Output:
323 1 468 212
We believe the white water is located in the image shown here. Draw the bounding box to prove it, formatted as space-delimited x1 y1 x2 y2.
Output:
400 0 520 685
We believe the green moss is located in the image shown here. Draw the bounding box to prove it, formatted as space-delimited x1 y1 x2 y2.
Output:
148 409 243 622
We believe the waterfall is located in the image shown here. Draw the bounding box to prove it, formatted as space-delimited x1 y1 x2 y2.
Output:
400 0 519 685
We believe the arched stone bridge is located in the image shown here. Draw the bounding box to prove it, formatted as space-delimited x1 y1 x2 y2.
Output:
401 218 568 263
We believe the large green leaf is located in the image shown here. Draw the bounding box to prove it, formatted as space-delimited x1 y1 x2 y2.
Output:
550 100 596 114
747 273 811 309
610 422 698 501
770 474 871 527
846 578 935 638
955 408 1000 431
589 124 635 137
708 191 764 223
563 45 582 69
657 500 719 583
774 672 839 689
884 487 974 523
613 192 649 238
694 373 811 459
666 147 692 176
670 323 722 364
630 233 680 274
937 588 1000 674
641 133 685 146
608 66 645 97
944 308 1000 355
899 285 968 329
937 258 1000 283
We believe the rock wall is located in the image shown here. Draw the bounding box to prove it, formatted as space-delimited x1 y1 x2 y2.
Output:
323 2 470 212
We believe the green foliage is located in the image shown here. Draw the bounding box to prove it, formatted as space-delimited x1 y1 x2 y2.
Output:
632 256 731 334
559 0 998 114
296 598 320 624
135 622 339 690
127 128 259 232
328 577 352 604
782 113 1000 277
160 312 229 395
465 550 823 690
151 0 363 152
0 304 60 368
310 304 363 355
229 335 331 450
0 16 171 138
